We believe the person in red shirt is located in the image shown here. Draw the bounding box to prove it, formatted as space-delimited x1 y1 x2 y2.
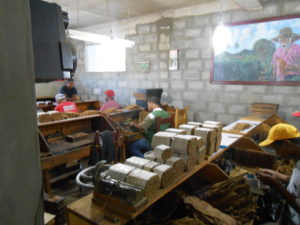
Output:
54 93 79 113
99 90 121 112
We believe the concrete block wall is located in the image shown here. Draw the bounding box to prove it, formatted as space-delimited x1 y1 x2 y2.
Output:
35 80 64 98
73 0 300 127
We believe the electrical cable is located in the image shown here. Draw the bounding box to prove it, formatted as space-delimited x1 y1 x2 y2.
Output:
76 0 79 25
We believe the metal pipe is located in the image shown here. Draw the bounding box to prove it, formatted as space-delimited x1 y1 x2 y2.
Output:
75 165 96 189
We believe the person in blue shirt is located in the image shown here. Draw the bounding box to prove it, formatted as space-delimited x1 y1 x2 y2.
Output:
60 79 78 101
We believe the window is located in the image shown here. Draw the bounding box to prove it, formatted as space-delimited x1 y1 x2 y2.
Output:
85 43 126 72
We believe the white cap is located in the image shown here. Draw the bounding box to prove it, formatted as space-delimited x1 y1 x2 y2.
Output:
55 93 65 102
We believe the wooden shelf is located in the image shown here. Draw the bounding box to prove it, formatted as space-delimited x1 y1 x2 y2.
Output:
48 133 94 153
41 146 91 170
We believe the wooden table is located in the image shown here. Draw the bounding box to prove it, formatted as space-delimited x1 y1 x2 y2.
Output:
40 110 143 193
67 145 230 225
44 212 55 225
39 115 116 193
67 114 286 225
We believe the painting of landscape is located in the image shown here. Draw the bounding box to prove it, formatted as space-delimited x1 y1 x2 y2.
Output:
211 15 300 85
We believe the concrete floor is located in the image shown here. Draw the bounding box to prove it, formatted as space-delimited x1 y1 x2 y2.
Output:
52 178 91 204
47 177 92 225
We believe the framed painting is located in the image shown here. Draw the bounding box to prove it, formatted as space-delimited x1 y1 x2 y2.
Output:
135 61 150 73
210 15 300 85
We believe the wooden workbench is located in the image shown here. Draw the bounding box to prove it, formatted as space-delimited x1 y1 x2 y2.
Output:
67 145 231 225
39 115 116 193
40 109 143 193
67 114 285 225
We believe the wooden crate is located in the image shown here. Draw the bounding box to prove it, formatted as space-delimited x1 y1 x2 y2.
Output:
250 103 279 116
133 93 146 100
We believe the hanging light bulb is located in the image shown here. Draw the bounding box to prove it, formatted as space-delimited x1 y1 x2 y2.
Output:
212 0 232 55
213 24 232 55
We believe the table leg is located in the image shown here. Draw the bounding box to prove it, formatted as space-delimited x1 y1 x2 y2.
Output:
43 169 52 194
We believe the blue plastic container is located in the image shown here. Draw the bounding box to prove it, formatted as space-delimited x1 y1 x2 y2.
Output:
135 89 147 109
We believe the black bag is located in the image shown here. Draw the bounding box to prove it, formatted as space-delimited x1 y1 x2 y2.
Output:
99 130 115 163
89 130 115 165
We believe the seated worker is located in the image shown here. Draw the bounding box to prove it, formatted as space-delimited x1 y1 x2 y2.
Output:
128 96 170 158
60 79 79 102
54 93 79 113
99 89 120 112
257 123 300 224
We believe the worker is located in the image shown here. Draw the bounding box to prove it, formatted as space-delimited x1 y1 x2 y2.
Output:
128 96 170 158
257 123 300 224
99 89 120 112
60 79 79 101
54 93 79 113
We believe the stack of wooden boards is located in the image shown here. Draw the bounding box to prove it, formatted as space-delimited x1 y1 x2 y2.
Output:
250 103 279 117
133 92 146 100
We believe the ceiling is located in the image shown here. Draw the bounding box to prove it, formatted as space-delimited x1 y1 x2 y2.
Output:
43 0 218 28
